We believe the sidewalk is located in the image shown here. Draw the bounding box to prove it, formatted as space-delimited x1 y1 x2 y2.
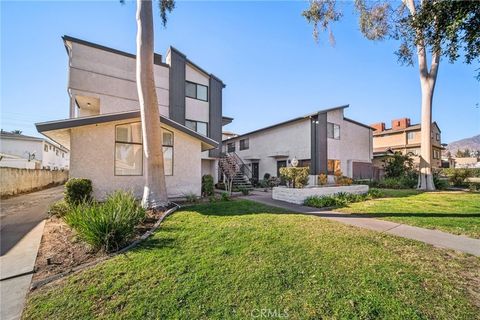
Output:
1 186 63 320
242 191 480 257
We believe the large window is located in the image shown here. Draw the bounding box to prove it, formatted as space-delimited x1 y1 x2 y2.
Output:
407 132 415 140
327 122 340 140
239 138 249 150
115 123 174 176
185 119 208 136
433 149 440 159
115 122 143 176
227 142 235 153
327 159 341 174
185 81 208 102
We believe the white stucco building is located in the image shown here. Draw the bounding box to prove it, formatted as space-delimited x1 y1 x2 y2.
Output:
0 131 69 170
223 105 374 183
36 36 231 199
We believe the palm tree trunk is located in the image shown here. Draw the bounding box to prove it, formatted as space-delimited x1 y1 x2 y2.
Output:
136 0 168 208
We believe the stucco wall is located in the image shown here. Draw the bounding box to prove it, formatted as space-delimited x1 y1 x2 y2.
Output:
0 168 68 197
230 119 311 178
327 109 373 177
69 119 202 200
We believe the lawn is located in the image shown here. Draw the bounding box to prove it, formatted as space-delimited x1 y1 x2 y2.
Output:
23 200 480 319
337 190 480 238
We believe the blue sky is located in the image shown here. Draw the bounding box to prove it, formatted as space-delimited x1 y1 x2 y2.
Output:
1 0 479 144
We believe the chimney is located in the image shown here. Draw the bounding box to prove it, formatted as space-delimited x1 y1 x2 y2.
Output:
391 118 410 130
370 122 385 132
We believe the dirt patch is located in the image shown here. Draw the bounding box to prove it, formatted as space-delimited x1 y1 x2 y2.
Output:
33 210 163 283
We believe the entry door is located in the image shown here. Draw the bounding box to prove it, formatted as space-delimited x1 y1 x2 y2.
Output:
277 160 287 177
251 162 259 182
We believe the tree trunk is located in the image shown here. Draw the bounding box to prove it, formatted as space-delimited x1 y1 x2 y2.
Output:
418 79 435 191
136 0 168 208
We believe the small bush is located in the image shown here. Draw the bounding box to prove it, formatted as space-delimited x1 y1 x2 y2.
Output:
433 174 449 190
238 187 250 196
448 169 473 187
318 173 328 185
183 192 198 203
469 182 480 192
263 173 271 180
221 192 231 201
64 191 145 252
304 189 384 208
48 200 70 218
201 175 214 197
367 188 383 199
64 178 93 205
441 168 480 178
279 167 309 188
267 176 281 189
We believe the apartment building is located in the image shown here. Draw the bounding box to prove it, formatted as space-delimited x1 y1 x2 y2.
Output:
0 131 69 170
371 118 443 169
222 105 374 183
36 36 231 199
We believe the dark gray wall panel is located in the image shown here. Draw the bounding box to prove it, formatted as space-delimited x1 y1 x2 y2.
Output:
310 112 327 175
168 50 186 124
209 76 223 157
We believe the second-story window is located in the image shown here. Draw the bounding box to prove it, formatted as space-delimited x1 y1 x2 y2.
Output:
436 133 440 141
327 122 340 140
227 142 235 153
44 145 48 152
407 132 414 140
186 81 208 102
185 120 208 136
239 138 249 150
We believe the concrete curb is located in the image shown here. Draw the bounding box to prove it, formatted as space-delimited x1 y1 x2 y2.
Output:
30 204 180 291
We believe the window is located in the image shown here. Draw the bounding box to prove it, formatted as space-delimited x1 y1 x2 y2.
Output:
44 145 48 152
407 132 414 140
56 150 59 156
185 81 208 102
49 145 52 150
115 123 174 176
185 119 208 136
327 159 341 174
162 129 174 176
62 153 65 158
436 133 440 141
327 122 340 140
227 142 235 153
115 123 143 176
239 138 249 150
433 149 440 159
299 159 311 168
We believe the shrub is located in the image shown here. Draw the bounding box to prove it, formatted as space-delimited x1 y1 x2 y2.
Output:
64 178 93 205
221 192 231 201
238 187 250 196
441 168 480 178
367 188 383 199
433 174 449 190
267 176 281 189
384 152 414 178
263 173 271 180
447 169 473 187
279 167 309 188
304 189 383 208
183 192 198 203
468 182 480 192
215 182 226 190
48 200 70 218
201 175 214 197
318 173 328 185
64 191 145 252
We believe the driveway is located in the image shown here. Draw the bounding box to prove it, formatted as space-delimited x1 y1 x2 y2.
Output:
1 185 64 320
1 186 64 256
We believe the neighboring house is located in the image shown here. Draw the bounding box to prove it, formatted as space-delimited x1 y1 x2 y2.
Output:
0 131 69 170
222 105 374 183
36 36 232 199
371 118 443 169
222 131 237 141
454 157 480 168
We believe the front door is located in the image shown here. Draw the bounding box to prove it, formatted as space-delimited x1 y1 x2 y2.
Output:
251 162 259 183
277 160 287 177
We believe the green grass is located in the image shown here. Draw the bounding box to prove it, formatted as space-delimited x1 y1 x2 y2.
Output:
24 200 480 319
337 190 480 238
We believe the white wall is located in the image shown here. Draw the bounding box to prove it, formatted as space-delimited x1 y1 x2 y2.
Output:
327 109 372 177
230 119 311 178
69 119 202 200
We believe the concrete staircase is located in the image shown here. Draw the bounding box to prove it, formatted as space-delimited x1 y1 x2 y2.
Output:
219 153 253 191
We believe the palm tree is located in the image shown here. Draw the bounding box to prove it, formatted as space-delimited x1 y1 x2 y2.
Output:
134 0 174 209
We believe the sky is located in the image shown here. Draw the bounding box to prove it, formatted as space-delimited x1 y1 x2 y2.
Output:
1 0 479 144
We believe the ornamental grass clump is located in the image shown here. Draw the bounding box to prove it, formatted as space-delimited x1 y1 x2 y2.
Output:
64 191 146 252
304 189 383 208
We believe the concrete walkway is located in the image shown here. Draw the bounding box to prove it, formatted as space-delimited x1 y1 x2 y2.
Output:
1 186 64 320
242 191 480 257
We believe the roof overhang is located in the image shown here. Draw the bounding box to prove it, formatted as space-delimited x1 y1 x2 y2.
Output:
36 111 219 151
222 116 234 126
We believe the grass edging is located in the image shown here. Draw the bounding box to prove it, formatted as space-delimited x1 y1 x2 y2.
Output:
30 203 181 291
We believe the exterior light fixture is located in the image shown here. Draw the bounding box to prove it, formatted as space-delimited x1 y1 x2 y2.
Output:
291 157 299 167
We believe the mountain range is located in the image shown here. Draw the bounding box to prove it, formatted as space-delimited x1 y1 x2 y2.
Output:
446 134 480 153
